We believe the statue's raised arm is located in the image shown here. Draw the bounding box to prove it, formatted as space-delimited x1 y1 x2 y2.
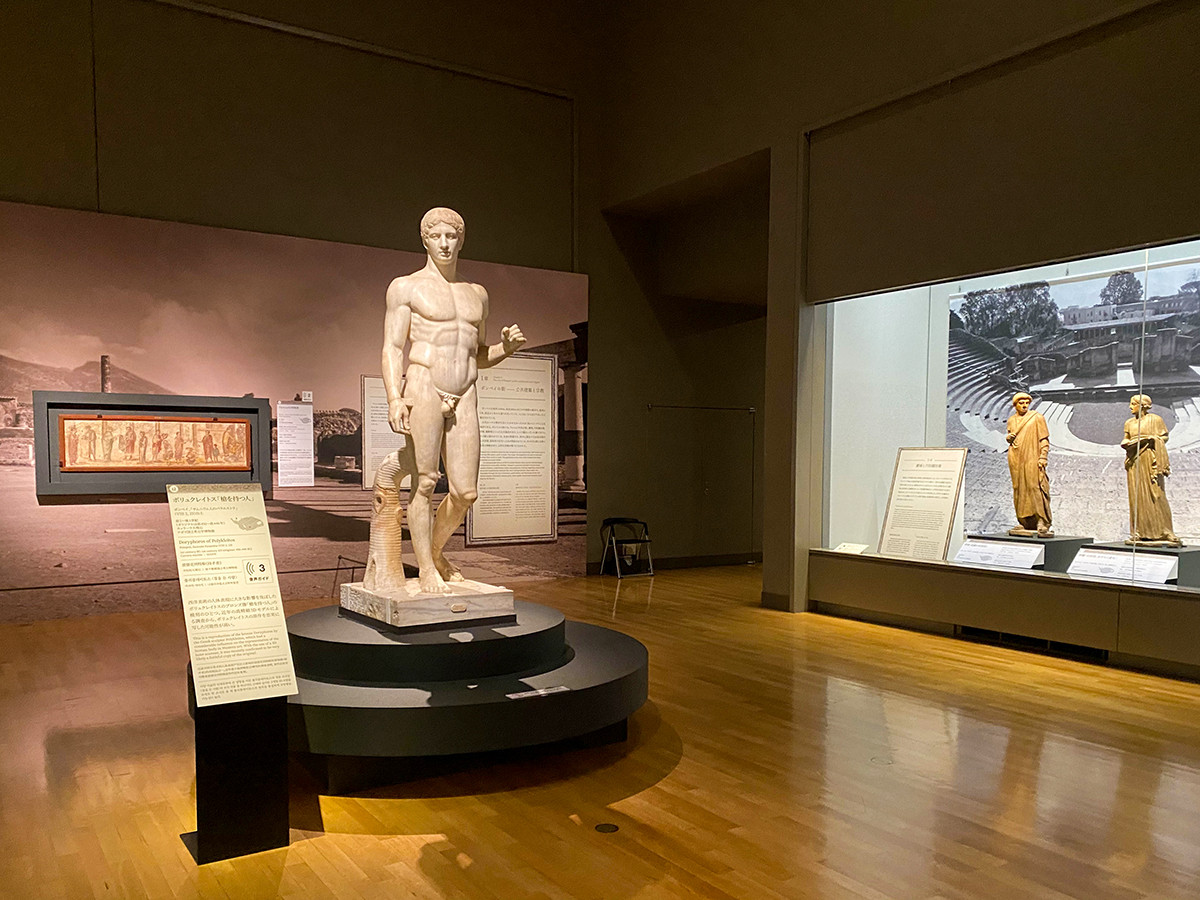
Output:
475 289 526 369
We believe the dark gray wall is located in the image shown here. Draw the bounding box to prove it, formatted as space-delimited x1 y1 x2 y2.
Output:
0 0 580 270
0 0 96 210
807 1 1200 302
586 156 769 567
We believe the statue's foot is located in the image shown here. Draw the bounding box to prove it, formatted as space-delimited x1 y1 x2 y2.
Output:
434 551 465 583
1037 526 1054 537
418 569 450 594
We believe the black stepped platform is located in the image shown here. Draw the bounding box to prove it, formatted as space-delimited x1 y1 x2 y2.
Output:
286 601 649 759
289 600 565 684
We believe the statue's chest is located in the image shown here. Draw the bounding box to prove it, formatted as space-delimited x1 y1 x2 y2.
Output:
414 283 482 325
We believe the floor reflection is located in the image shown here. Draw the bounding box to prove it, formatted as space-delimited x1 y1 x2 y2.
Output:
5 567 1200 898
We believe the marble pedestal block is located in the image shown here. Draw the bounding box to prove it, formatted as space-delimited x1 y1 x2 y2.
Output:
340 579 515 629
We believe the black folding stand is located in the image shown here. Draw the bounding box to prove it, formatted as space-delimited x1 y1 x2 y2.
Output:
182 671 290 864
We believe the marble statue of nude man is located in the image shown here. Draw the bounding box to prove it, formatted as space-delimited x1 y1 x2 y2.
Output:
382 207 525 594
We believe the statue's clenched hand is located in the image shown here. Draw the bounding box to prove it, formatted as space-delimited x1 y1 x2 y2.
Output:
501 324 526 355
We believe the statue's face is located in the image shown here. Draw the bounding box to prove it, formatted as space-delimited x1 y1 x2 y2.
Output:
1130 398 1141 416
423 223 462 265
1015 397 1030 415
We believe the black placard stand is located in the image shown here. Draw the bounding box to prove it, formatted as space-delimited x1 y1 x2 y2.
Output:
183 671 290 864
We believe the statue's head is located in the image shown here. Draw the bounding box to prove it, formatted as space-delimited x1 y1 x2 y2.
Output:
1012 391 1032 414
420 207 464 238
1130 393 1152 415
420 207 465 266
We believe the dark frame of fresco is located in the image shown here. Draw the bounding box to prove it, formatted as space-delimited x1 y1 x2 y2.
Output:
34 391 272 503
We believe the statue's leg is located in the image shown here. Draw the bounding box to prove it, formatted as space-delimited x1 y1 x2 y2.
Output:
431 387 480 582
406 370 450 594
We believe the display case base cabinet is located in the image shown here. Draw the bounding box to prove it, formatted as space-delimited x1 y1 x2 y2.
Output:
809 550 1200 677
1117 589 1200 668
808 551 1118 650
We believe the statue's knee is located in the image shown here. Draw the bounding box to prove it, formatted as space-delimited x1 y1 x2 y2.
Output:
414 473 438 498
453 487 478 506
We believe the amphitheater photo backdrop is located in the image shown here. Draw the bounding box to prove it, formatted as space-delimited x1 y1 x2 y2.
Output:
947 244 1200 543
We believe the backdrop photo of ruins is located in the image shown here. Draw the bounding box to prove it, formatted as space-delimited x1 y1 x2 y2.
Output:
947 239 1200 542
0 201 588 622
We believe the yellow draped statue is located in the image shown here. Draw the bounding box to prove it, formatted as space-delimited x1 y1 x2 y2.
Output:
1121 394 1182 547
1005 391 1053 537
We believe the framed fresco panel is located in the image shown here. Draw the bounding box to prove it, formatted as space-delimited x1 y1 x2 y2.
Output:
34 392 272 503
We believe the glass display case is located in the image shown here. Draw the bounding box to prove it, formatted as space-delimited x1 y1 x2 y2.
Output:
822 237 1200 591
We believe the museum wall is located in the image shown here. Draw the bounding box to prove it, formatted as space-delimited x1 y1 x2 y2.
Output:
807 1 1200 304
0 0 584 270
577 0 1200 604
7 0 1198 603
583 168 769 569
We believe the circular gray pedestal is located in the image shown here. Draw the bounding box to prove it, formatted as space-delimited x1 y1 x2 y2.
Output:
286 601 648 758
289 601 566 684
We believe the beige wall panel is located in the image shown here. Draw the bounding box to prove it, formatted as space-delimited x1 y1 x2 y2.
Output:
761 142 804 605
92 0 574 269
1118 591 1200 666
0 0 97 209
808 3 1200 303
808 552 1120 649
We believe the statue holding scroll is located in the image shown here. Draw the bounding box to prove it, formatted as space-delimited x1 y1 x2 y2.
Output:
1005 391 1053 537
1122 393 1182 547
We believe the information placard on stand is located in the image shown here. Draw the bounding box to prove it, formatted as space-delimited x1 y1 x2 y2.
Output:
467 353 558 545
955 538 1044 569
361 375 408 491
276 401 314 488
167 482 295 863
1068 547 1178 584
878 447 967 561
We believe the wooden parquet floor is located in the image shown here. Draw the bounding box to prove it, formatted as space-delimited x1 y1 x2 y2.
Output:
2 565 1200 898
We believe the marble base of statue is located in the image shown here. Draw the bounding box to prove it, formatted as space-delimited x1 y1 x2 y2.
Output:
341 579 515 629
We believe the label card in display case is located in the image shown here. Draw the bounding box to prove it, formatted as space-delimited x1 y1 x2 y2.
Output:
878 448 968 562
954 538 1044 569
167 482 297 707
1067 547 1178 584
832 542 870 554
